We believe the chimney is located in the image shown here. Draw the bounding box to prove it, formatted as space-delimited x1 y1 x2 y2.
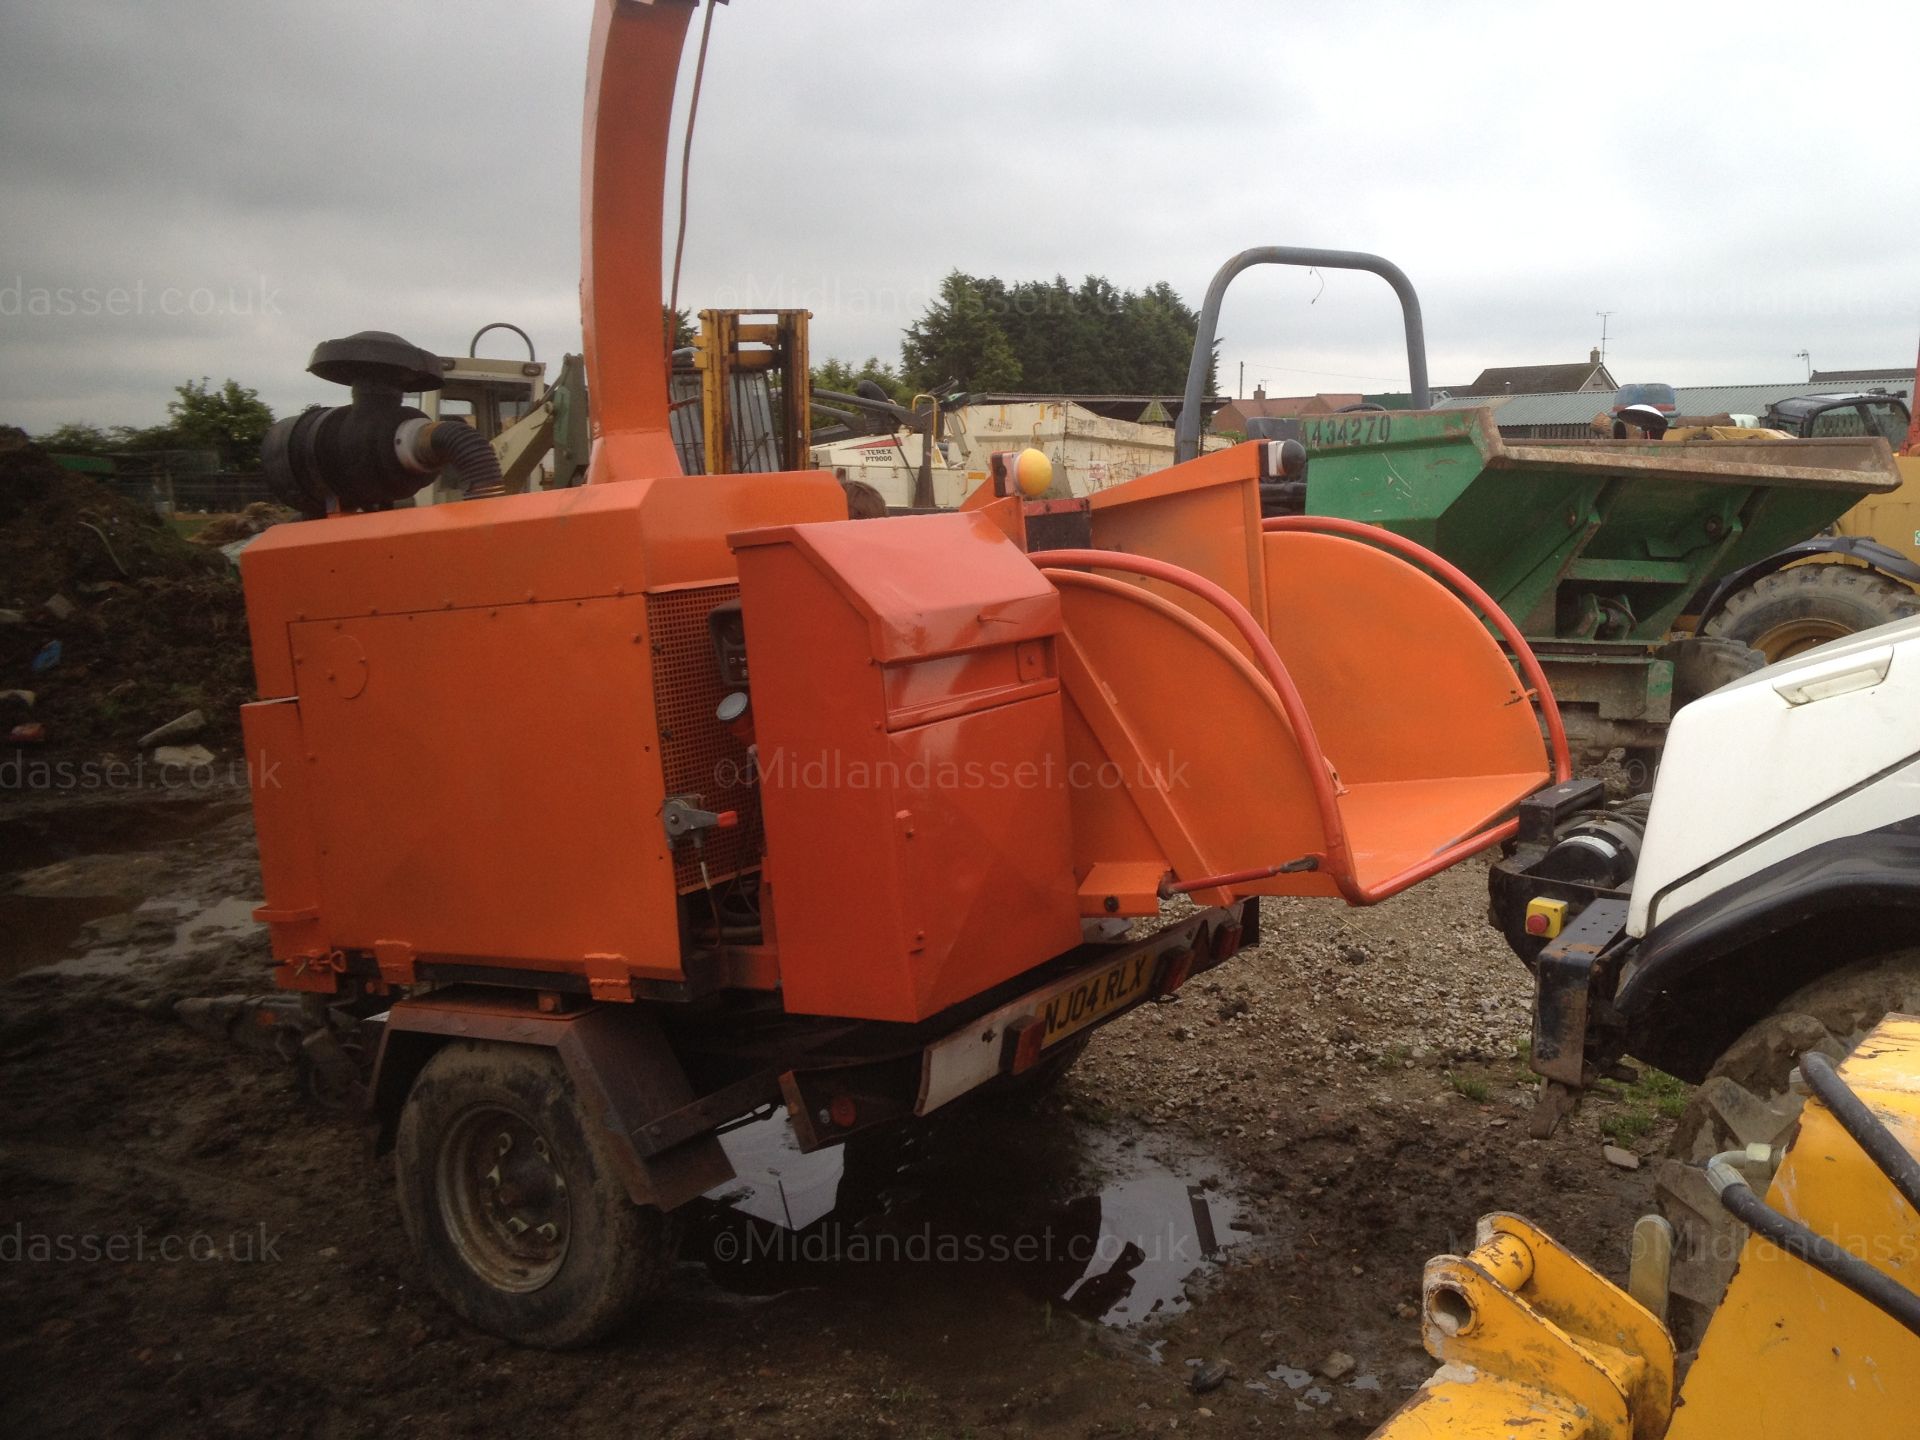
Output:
1253 384 1266 401
1590 347 1601 365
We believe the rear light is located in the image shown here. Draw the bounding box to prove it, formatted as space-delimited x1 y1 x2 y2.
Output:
1007 1015 1047 1074
1211 923 1242 959
828 1094 858 1129
1155 946 1197 997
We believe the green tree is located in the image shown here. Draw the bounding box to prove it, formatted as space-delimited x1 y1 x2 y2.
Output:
898 271 1211 398
166 378 274 468
664 305 695 351
901 272 1022 393
812 356 911 405
34 421 125 454
34 418 190 454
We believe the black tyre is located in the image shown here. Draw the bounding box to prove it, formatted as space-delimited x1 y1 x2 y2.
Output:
1654 950 1920 1348
1659 635 1764 709
1704 564 1920 663
395 1041 678 1349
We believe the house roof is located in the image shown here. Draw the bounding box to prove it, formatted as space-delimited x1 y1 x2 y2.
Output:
1444 361 1614 398
1809 367 1915 385
962 392 1217 423
1433 376 1915 427
1215 393 1363 420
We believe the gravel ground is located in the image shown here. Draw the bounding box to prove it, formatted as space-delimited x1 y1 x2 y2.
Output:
0 783 1677 1438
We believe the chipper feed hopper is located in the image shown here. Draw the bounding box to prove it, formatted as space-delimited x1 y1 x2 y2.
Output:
236 0 1566 1346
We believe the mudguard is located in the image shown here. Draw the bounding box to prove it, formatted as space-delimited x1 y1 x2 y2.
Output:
1694 535 1920 630
1617 823 1920 1024
368 994 735 1210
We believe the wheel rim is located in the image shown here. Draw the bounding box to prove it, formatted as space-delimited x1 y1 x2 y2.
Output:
436 1104 572 1293
1751 617 1855 662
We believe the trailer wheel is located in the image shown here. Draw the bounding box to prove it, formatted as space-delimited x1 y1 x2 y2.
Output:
395 1041 677 1349
1654 949 1920 1348
1703 563 1920 662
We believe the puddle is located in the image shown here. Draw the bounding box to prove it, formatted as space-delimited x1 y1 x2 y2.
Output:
689 1108 1246 1327
0 794 248 873
30 893 263 978
0 892 148 975
0 796 257 980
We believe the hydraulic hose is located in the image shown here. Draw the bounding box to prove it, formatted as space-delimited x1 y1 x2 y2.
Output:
1712 1169 1920 1339
412 420 504 497
1801 1050 1920 1219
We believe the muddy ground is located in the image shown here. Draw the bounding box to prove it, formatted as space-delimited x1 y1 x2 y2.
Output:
0 781 1677 1438
0 442 255 755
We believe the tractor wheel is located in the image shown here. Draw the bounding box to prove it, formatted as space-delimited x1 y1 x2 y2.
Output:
395 1041 678 1349
1703 564 1920 663
1653 949 1920 1349
1659 635 1764 709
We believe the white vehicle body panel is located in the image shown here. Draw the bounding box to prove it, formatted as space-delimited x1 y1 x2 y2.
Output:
1628 615 1920 936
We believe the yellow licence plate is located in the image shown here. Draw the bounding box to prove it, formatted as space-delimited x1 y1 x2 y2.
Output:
1035 950 1159 1047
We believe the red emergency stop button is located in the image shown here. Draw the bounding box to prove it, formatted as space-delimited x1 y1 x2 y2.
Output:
1525 897 1568 939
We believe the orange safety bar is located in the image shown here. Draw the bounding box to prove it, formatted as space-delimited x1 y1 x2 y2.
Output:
1033 534 1568 906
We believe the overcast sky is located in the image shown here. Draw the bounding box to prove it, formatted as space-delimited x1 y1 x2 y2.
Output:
2 0 1915 433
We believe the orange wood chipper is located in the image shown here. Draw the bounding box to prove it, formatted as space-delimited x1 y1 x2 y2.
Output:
237 0 1569 1346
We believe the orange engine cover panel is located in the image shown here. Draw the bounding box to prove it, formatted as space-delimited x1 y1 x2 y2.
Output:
733 511 1084 1022
239 472 844 990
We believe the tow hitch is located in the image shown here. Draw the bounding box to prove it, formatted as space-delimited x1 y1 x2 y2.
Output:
1526 897 1629 1137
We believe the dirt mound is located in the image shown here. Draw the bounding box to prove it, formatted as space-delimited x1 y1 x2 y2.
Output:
1 444 254 765
189 502 298 549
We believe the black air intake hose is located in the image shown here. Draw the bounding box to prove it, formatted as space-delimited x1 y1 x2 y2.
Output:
260 330 508 517
411 420 503 497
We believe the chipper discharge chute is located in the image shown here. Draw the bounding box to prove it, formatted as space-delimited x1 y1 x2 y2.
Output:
230 0 1566 1347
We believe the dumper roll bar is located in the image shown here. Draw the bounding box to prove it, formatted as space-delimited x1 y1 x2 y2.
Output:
1175 247 1431 464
